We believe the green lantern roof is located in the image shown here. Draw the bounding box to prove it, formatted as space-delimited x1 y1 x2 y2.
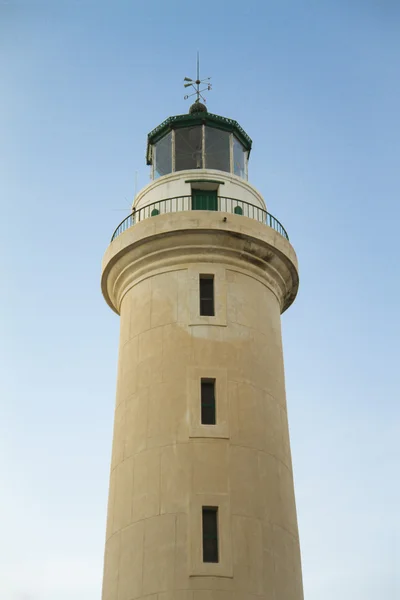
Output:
146 109 252 165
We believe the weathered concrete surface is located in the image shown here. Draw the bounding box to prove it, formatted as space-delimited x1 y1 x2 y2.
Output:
101 209 303 600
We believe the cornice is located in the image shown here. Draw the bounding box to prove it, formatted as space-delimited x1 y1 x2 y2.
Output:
101 213 298 317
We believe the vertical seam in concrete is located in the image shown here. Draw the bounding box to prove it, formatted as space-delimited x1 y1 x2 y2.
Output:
115 529 121 600
144 386 149 452
140 519 145 598
158 447 161 516
174 514 178 590
109 465 116 539
149 276 154 334
130 453 135 524
227 435 233 577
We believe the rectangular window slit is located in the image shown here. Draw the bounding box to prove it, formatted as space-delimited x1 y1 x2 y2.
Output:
201 378 216 425
202 507 219 563
199 274 214 316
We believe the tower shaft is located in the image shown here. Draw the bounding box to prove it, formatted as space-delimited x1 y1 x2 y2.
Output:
101 191 303 599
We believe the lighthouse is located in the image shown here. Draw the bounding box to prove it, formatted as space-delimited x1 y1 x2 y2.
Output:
100 91 303 599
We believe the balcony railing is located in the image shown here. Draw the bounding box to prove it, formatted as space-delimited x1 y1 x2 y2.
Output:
110 196 289 242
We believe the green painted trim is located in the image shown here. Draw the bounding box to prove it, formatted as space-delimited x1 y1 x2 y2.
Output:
185 179 225 185
146 111 252 164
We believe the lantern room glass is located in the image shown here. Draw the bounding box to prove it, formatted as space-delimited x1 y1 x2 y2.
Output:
154 131 172 179
175 126 203 171
233 136 246 179
150 126 248 180
205 127 230 172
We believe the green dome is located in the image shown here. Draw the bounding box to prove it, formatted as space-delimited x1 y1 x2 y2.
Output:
189 101 208 114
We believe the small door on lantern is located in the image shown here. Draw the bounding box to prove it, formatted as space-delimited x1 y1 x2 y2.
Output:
192 189 218 211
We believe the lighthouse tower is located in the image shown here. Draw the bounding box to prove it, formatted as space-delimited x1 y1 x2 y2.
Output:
101 98 303 600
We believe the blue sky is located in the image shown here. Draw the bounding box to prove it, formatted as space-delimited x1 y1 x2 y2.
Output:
1 1 399 598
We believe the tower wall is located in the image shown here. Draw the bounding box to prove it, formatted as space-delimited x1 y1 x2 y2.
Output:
101 210 303 600
133 169 267 211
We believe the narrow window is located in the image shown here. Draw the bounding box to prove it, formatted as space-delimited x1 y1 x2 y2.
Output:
202 507 219 563
199 274 214 316
201 378 216 425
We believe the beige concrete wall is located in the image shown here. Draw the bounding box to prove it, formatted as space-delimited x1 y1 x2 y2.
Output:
134 169 267 212
102 244 303 599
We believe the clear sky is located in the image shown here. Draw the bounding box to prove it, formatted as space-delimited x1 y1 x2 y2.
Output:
1 1 399 599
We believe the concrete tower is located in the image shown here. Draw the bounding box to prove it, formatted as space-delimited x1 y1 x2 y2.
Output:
101 100 303 600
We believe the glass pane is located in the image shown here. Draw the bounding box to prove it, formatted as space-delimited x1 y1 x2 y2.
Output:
154 132 172 179
201 403 215 425
205 127 230 172
199 275 214 316
201 379 216 425
175 127 203 171
202 508 219 563
233 136 246 178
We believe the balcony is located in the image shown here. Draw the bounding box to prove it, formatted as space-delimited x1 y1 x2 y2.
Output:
110 196 289 242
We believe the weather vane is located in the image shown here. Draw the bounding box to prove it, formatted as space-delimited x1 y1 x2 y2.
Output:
183 52 212 104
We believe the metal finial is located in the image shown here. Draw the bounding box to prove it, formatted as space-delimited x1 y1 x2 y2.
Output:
183 51 212 104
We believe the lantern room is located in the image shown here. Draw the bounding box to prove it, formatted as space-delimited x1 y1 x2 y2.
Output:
146 102 252 181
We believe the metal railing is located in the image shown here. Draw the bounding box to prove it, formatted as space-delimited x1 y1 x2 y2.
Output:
110 195 289 242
